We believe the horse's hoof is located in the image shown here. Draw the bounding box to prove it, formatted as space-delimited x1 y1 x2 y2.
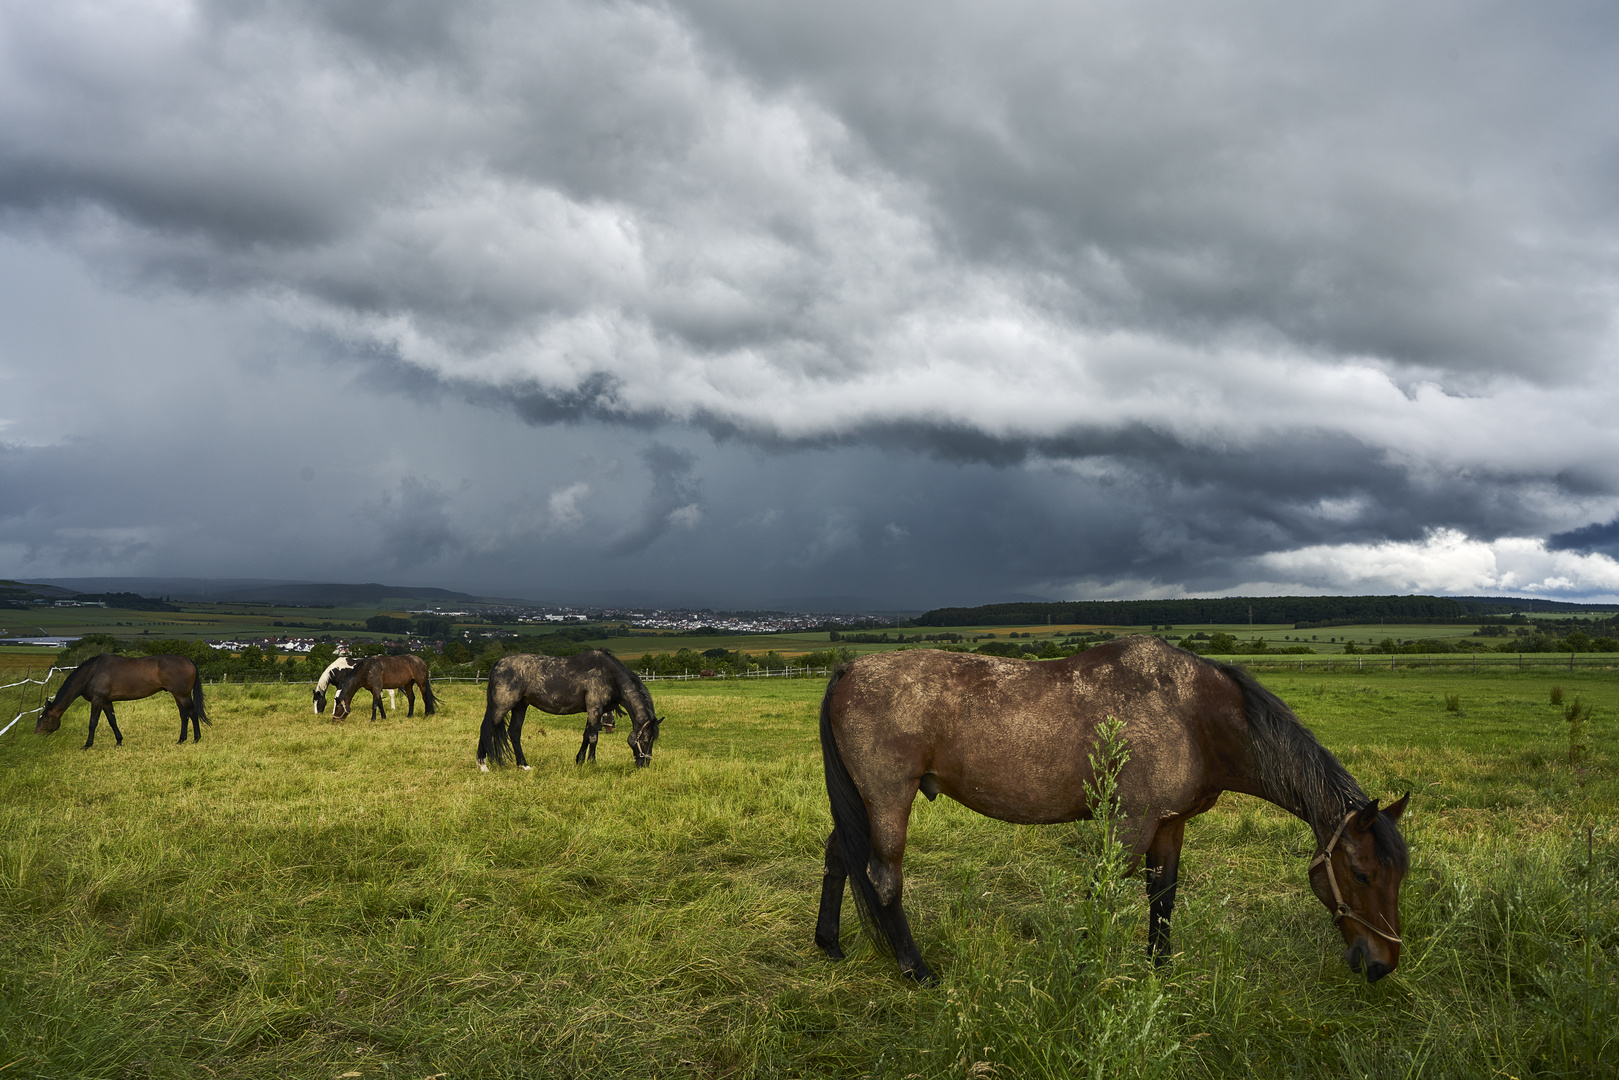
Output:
900 965 937 987
521 765 532 771
478 762 489 773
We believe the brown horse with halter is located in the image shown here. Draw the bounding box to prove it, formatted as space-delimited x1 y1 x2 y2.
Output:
36 654 211 749
478 650 662 770
331 654 437 721
816 636 1409 985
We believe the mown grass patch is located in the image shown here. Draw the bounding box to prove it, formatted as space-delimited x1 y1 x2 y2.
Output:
1 669 1614 1078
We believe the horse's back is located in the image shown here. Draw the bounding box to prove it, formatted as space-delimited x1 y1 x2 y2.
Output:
491 652 616 713
828 639 1238 826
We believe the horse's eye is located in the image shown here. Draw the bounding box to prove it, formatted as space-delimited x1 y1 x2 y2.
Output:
1352 870 1370 886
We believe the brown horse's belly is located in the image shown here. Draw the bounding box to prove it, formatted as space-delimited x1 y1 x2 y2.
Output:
932 772 1092 826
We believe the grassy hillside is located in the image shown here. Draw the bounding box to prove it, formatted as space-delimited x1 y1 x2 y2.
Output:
1 665 1613 1078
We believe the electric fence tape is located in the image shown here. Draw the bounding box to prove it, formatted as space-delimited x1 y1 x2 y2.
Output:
0 667 63 738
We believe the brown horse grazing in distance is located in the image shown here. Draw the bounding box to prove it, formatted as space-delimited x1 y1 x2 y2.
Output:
478 650 661 770
331 654 436 721
816 637 1410 986
36 654 211 749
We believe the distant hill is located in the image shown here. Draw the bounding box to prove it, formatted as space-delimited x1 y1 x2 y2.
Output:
0 579 77 606
16 577 479 607
211 582 480 606
915 594 1619 627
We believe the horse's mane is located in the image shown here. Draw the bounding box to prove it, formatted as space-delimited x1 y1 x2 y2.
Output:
1212 659 1408 869
594 649 657 720
316 657 352 691
50 654 106 706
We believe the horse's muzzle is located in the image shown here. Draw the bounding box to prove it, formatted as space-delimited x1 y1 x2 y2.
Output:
1343 943 1394 983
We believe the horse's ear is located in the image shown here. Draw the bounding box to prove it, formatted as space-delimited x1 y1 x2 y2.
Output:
1382 792 1411 824
1352 799 1381 831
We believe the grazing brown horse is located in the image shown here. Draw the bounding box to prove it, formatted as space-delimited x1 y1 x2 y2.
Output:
331 654 436 720
36 654 211 749
478 650 661 770
815 637 1410 985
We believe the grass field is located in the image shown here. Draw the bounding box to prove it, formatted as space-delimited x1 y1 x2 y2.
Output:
1 664 1615 1078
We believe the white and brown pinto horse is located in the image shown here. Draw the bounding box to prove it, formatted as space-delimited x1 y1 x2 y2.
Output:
313 657 394 714
816 637 1410 985
331 654 437 721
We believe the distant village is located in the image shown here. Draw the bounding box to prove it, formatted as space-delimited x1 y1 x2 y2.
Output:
1 604 899 652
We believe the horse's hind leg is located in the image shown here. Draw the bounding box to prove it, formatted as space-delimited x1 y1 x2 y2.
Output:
176 693 200 742
866 799 932 983
815 830 848 960
404 685 416 717
509 703 532 769
1144 819 1186 966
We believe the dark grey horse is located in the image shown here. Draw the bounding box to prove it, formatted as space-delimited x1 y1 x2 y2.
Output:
477 650 661 770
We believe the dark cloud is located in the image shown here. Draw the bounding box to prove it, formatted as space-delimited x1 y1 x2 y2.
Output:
1547 518 1619 557
3 3 1619 602
608 445 704 556
363 477 462 569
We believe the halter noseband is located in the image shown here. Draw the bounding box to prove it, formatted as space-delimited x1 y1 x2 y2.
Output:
1309 808 1403 946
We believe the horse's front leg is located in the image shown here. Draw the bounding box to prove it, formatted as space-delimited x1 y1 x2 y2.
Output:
372 690 386 721
575 717 599 764
1143 819 1186 966
83 703 100 750
815 829 848 960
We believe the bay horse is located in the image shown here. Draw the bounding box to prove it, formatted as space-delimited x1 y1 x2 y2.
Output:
815 637 1410 985
478 650 661 770
35 654 211 749
331 654 436 720
312 657 394 714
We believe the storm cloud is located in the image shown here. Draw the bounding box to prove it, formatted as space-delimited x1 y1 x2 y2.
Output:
2 1 1618 606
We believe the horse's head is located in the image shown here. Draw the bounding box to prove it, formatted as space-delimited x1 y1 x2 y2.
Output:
312 688 328 714
628 712 663 767
35 694 64 734
1308 793 1410 983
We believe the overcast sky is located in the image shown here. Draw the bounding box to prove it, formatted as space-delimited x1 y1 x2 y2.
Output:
3 1 1619 609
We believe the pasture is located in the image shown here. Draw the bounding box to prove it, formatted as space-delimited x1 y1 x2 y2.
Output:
0 667 1614 1078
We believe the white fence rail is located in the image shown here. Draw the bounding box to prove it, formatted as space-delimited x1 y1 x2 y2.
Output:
0 667 63 738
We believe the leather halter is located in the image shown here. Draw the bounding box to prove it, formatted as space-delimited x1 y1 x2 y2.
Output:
1309 808 1403 945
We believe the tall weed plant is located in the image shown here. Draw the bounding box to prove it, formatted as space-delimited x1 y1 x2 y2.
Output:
931 716 1185 1080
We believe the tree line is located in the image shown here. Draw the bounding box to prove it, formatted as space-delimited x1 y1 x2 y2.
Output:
914 594 1619 628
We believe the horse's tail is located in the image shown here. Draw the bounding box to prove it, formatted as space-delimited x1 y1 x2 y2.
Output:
420 666 438 716
480 679 511 766
192 668 211 725
820 663 901 958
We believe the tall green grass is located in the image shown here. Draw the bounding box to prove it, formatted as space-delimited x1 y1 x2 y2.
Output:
0 669 1613 1078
